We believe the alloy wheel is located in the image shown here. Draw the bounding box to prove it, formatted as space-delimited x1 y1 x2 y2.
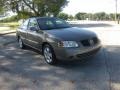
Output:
44 47 53 63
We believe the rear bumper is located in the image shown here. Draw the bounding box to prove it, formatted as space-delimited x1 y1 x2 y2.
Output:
54 43 101 61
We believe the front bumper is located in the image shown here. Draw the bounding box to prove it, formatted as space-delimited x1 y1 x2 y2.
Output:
54 43 101 61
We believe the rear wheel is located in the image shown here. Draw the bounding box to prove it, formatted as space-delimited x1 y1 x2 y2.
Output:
43 44 57 65
18 37 25 49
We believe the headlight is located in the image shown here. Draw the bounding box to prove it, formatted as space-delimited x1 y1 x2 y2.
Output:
58 41 79 48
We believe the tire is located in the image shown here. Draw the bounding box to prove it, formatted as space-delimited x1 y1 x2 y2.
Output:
43 44 57 65
18 37 25 49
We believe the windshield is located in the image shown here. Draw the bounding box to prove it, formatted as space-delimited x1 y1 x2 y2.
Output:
37 18 71 30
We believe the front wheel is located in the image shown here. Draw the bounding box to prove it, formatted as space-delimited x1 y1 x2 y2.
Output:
43 44 57 65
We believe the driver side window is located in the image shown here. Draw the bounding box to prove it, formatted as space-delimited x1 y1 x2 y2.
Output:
20 19 29 30
28 18 39 30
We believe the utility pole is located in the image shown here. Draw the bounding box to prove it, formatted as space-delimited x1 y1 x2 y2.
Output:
115 0 118 23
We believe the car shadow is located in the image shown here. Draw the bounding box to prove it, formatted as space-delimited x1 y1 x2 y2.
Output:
23 44 103 68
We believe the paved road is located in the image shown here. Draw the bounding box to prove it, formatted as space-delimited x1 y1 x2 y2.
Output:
0 24 120 90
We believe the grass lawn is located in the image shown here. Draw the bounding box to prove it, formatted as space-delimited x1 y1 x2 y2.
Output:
0 22 19 31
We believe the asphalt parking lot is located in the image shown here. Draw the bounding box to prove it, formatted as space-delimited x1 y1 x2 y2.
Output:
0 23 120 90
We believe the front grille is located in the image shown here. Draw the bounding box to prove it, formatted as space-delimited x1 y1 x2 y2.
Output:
81 40 90 46
93 37 98 44
81 37 99 47
77 47 100 58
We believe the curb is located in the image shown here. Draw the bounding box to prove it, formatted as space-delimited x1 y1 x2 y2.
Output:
0 31 16 36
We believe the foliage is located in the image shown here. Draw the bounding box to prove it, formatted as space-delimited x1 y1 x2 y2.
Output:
93 12 108 20
68 15 74 20
75 12 120 21
75 12 87 20
0 0 6 14
57 13 69 20
0 22 19 30
0 0 68 18
0 15 19 22
109 13 115 21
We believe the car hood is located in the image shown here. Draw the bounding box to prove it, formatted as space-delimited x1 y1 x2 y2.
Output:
45 27 97 41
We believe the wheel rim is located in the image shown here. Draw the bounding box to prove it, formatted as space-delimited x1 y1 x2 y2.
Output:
19 38 23 48
44 47 53 63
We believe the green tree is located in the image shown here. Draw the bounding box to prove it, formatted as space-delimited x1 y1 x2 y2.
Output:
109 13 115 20
0 0 68 18
93 12 108 20
0 0 6 14
75 12 87 20
68 15 74 20
57 13 69 20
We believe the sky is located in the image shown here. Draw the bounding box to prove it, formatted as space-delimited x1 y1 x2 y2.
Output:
63 0 120 15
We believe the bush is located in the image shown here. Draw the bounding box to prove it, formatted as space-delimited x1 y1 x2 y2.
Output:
57 13 69 20
0 15 19 23
75 12 87 20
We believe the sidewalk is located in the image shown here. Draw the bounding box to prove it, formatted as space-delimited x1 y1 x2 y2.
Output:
0 29 16 36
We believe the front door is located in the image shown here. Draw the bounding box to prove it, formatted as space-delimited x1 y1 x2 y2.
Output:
19 19 29 44
27 18 43 50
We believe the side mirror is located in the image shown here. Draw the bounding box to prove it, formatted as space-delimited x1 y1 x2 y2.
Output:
29 27 38 32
